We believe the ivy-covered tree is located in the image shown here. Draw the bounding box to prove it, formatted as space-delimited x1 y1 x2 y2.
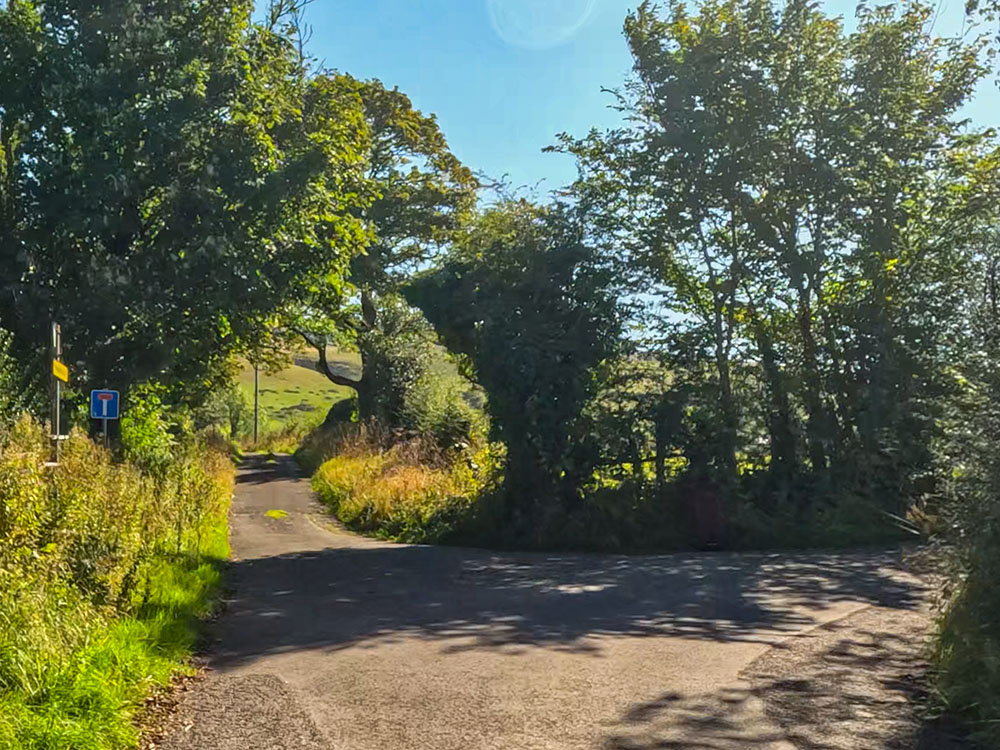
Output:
406 200 621 532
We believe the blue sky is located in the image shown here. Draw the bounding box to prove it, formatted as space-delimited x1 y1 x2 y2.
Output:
306 0 999 193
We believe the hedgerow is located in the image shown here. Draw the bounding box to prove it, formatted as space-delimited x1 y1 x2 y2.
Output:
0 417 233 750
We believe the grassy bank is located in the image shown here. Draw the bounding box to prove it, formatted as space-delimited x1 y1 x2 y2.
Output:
933 529 1000 747
0 419 233 750
236 351 356 448
308 432 911 553
310 430 498 544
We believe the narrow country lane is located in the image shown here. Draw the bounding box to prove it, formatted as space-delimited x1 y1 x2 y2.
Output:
159 456 936 750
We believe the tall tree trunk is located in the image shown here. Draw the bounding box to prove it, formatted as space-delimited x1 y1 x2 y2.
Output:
818 308 855 463
629 425 645 489
0 115 16 256
298 287 380 419
862 202 896 457
299 330 365 424
797 283 828 477
752 310 796 492
712 296 738 481
355 346 376 422
654 414 667 497
355 286 378 421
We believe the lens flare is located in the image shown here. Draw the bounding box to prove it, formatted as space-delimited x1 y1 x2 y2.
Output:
487 0 599 50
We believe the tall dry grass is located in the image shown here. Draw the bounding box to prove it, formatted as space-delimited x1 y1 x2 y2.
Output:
310 428 499 543
0 416 234 750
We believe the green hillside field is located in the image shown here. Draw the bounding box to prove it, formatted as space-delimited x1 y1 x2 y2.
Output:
237 349 360 429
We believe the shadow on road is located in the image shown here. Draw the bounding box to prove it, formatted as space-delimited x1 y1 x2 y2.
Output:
605 611 969 750
605 686 786 749
234 455 298 486
212 541 925 670
204 458 937 750
745 616 967 750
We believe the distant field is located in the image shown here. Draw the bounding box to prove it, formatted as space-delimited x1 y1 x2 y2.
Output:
238 349 360 427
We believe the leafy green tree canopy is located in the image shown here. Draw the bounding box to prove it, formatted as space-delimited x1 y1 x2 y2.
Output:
406 200 621 519
290 74 478 421
0 0 371 396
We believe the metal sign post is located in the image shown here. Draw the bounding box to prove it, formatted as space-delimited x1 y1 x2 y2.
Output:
50 322 68 463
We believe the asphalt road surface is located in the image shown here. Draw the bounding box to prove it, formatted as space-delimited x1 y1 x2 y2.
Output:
160 456 934 750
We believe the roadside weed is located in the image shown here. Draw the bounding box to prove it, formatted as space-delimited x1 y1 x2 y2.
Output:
0 418 233 750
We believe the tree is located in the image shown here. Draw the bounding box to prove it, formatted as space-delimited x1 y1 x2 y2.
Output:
406 200 621 531
557 0 995 518
558 0 848 487
0 0 370 398
291 75 477 422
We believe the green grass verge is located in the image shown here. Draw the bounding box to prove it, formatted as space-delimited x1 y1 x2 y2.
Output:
0 453 232 750
310 433 500 544
933 531 1000 747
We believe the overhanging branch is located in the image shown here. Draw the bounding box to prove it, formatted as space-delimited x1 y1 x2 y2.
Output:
292 328 361 389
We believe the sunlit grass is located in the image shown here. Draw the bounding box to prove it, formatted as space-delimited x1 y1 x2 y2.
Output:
933 536 1000 747
0 420 233 750
311 432 498 543
237 351 356 434
0 549 227 749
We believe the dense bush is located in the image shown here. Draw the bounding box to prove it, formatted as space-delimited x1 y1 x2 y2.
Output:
120 383 179 477
0 330 46 425
0 418 233 750
929 237 1000 746
934 530 1000 747
407 201 621 541
253 414 327 456
194 380 255 442
296 422 357 475
356 295 485 450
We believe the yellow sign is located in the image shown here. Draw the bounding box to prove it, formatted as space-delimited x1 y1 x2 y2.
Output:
52 359 69 383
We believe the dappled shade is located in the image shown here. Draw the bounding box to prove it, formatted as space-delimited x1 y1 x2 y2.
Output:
210 538 924 669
